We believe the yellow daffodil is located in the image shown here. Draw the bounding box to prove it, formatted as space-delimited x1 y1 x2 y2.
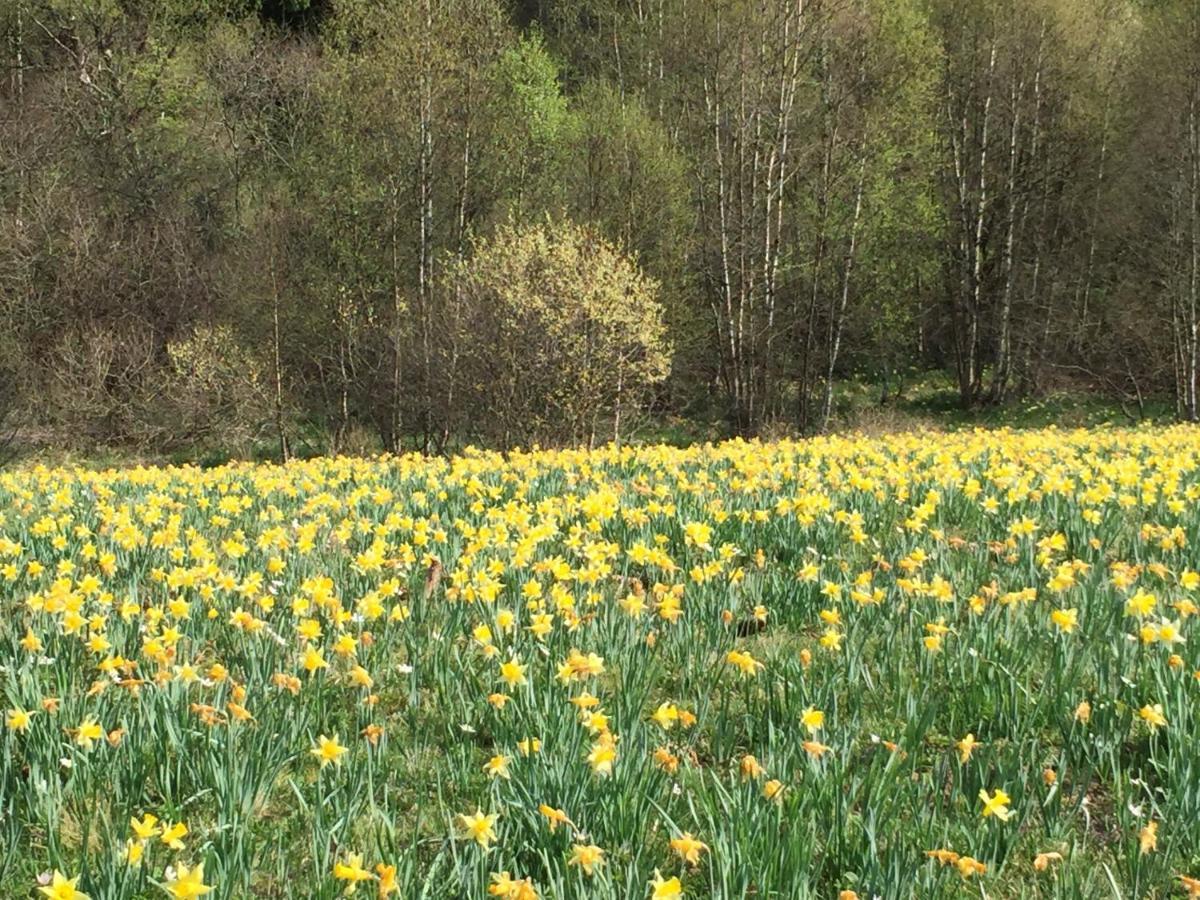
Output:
160 821 188 850
6 707 33 733
669 832 708 865
1139 704 1167 729
457 809 499 849
649 869 683 900
978 788 1013 821
332 853 373 892
567 844 605 876
38 871 90 900
955 733 981 763
311 734 349 768
161 862 212 899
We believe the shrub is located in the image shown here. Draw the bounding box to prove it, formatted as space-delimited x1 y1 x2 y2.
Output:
159 324 271 452
443 219 672 447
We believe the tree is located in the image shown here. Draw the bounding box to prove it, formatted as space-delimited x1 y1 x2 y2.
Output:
669 0 819 433
287 0 512 452
1123 0 1200 419
442 219 672 447
799 0 940 431
565 79 694 397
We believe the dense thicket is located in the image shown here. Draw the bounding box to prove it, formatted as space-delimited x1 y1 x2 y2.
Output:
2 0 1199 455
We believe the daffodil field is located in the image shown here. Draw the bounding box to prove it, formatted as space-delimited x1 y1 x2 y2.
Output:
4 428 1200 899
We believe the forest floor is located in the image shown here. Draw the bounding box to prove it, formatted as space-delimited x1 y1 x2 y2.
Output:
1 371 1175 469
646 371 1174 449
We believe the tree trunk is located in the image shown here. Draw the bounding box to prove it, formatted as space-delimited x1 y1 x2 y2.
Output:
821 150 867 432
390 177 405 453
966 44 996 407
1187 83 1199 419
268 218 290 463
988 63 1027 405
417 0 436 450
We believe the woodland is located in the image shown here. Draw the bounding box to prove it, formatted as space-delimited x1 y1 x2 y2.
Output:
2 0 1199 456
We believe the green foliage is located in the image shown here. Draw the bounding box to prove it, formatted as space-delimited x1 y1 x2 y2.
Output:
566 80 691 280
487 30 574 218
496 31 572 146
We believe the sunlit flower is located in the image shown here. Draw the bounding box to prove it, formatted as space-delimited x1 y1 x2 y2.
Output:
955 733 981 763
649 869 683 899
1033 851 1062 871
311 734 348 768
1139 820 1158 855
161 862 212 899
567 844 605 876
538 804 573 833
1139 704 1167 729
37 871 89 900
955 856 987 879
484 754 511 780
587 733 618 776
375 863 398 897
726 649 762 676
499 658 527 687
74 718 103 750
302 646 328 674
800 706 824 734
978 788 1013 821
160 821 188 850
130 813 160 841
1050 608 1078 633
669 832 708 865
926 848 960 866
740 754 766 780
332 853 372 892
6 707 33 733
802 740 832 758
458 809 499 849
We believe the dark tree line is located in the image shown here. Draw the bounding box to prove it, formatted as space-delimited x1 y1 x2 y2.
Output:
2 0 1198 456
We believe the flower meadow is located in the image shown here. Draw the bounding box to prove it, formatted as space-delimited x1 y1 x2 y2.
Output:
3 428 1200 899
